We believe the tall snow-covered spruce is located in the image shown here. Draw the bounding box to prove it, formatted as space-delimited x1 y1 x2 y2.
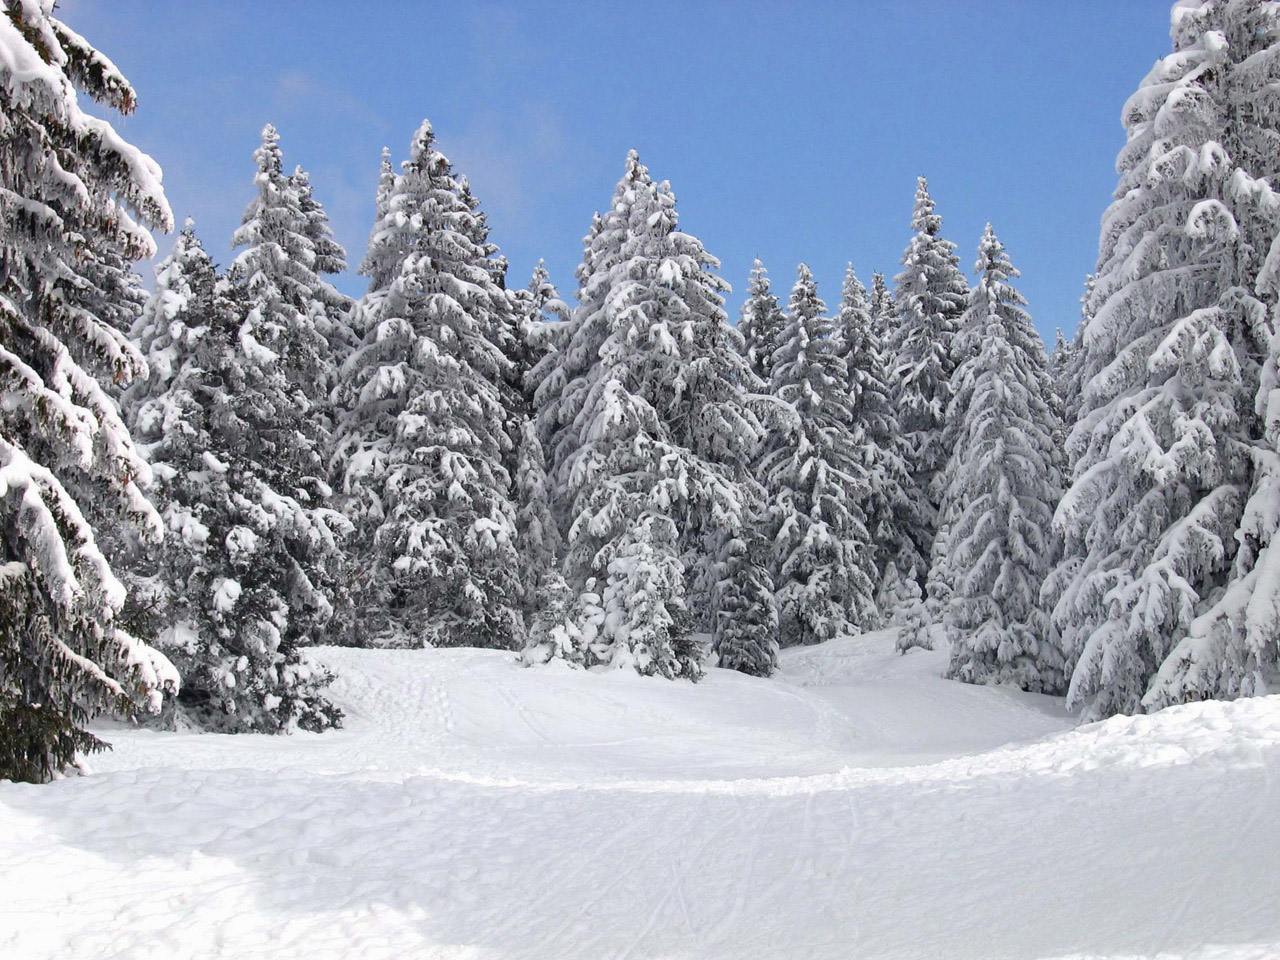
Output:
938 227 1065 693
834 264 924 588
527 151 772 677
890 178 969 566
231 125 353 430
0 2 181 781
1053 0 1280 720
124 223 347 732
334 120 524 649
760 265 877 646
738 259 788 385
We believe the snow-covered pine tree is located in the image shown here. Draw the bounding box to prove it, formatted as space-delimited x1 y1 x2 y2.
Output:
513 420 560 615
231 125 352 422
519 569 582 667
599 512 697 677
124 222 347 732
939 228 1065 693
892 567 932 654
761 265 877 646
356 146 400 299
738 259 788 384
514 259 571 408
533 151 765 677
868 271 895 345
932 226 1056 609
1053 0 1280 720
834 264 925 590
0 3 179 782
890 177 968 564
711 534 779 676
334 120 524 650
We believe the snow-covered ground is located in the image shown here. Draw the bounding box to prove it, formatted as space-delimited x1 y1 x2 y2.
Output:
3 630 1278 959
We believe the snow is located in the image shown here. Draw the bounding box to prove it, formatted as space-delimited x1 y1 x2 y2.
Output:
3 630 1279 959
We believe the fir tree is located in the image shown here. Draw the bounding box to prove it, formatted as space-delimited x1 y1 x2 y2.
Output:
761 265 877 645
513 420 561 615
0 3 178 781
334 120 524 649
834 264 925 584
1053 0 1280 719
711 535 779 677
932 226 1057 609
939 227 1065 693
868 271 895 345
598 513 697 678
738 259 788 384
514 259 571 410
231 125 352 421
892 567 932 655
528 151 770 677
890 177 968 562
124 223 347 732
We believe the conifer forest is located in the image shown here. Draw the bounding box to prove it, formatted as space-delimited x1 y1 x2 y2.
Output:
3 2 1280 958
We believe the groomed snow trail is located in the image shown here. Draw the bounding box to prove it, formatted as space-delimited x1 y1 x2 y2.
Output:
2 631 1278 959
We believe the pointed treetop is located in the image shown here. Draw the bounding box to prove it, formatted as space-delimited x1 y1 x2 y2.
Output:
911 176 942 236
255 123 283 173
409 118 439 165
841 262 868 309
975 223 1019 282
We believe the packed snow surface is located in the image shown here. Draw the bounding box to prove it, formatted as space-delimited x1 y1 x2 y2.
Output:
3 629 1279 959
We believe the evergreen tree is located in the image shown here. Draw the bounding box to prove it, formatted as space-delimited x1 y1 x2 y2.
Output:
356 146 400 297
530 152 770 676
598 513 697 677
514 259 571 409
738 259 788 384
0 3 179 781
334 120 524 649
761 265 877 645
939 228 1065 693
868 271 895 344
890 177 968 562
833 264 925 584
891 567 932 654
124 223 347 732
513 420 560 614
932 226 1057 607
1053 0 1280 719
711 535 779 677
231 125 351 421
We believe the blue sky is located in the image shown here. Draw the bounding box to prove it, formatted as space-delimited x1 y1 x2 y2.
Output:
64 0 1175 342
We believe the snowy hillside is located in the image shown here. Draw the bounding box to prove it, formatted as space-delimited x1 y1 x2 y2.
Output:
3 631 1278 960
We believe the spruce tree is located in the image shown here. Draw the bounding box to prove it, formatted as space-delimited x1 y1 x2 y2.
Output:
834 264 925 586
761 265 877 645
892 567 932 654
514 259 571 410
334 120 524 649
738 259 788 384
532 151 769 677
868 271 895 345
711 535 779 676
513 420 560 616
125 223 346 732
1053 0 1280 719
939 228 1065 693
231 125 351 421
890 178 968 560
0 3 179 781
932 226 1057 608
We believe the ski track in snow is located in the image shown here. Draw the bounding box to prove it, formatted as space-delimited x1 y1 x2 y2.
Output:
3 629 1279 959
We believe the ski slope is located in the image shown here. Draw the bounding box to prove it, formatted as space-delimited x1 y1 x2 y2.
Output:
2 630 1278 959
